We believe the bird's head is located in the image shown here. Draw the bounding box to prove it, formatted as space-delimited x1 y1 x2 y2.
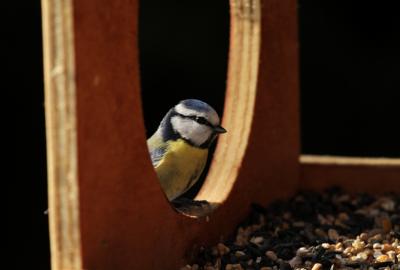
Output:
163 99 226 148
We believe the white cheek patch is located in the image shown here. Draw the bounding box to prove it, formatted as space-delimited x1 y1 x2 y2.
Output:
175 103 220 126
171 116 213 146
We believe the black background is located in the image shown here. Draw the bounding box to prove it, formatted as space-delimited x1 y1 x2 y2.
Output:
5 1 49 269
300 1 400 157
5 1 400 268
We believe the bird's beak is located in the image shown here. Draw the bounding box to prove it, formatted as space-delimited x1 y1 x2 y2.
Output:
214 125 227 134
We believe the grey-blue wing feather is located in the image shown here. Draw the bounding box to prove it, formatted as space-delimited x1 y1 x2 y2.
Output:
147 130 169 167
149 145 167 167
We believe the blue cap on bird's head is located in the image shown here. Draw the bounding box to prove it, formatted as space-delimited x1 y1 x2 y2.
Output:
180 99 214 113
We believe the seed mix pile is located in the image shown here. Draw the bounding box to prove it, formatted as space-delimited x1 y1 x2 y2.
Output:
182 188 400 270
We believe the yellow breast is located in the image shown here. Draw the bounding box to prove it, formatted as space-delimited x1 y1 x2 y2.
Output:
155 139 208 201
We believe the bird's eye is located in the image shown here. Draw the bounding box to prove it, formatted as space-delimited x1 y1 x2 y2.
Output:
195 117 208 125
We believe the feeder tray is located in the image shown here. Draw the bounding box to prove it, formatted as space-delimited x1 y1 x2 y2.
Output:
41 0 400 269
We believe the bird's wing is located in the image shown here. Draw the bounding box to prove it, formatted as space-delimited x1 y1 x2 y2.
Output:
149 145 167 167
147 132 168 167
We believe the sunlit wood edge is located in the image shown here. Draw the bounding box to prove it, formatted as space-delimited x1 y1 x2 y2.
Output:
300 155 400 166
42 0 82 268
196 0 261 204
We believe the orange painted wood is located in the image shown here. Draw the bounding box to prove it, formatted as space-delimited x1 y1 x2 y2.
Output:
42 0 400 269
300 155 400 194
71 0 300 269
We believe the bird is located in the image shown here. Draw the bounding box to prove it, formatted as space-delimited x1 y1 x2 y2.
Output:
147 99 227 201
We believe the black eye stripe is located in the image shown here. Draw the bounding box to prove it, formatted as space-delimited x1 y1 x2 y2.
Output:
195 116 207 125
175 112 213 127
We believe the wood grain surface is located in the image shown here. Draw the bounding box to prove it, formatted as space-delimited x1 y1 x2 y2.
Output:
42 0 341 269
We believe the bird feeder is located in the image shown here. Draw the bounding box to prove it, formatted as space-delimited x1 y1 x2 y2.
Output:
41 0 400 269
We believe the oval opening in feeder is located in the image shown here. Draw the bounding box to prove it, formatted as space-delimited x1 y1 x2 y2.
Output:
139 0 261 217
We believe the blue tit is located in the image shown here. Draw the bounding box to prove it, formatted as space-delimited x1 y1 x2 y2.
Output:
147 99 227 201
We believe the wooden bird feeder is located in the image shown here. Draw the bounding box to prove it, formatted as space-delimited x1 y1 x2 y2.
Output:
41 0 400 269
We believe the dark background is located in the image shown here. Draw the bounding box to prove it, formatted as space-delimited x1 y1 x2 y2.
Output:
300 1 400 157
5 1 400 268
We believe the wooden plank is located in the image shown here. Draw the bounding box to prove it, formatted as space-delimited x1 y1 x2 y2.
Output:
41 0 82 269
301 155 400 193
43 0 300 269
